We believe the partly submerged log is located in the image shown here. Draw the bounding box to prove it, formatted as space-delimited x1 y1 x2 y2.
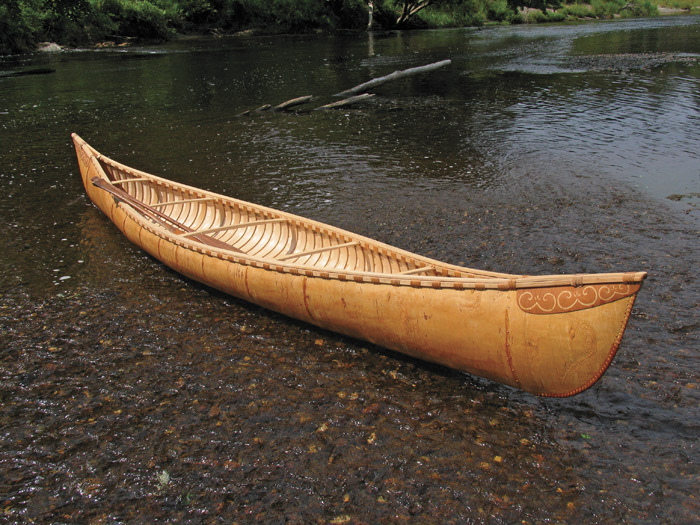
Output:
0 68 55 78
334 59 452 97
315 93 375 111
273 95 314 111
237 96 314 116
72 134 647 397
238 59 452 116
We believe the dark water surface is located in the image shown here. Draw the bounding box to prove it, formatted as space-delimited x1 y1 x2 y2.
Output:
1 16 699 522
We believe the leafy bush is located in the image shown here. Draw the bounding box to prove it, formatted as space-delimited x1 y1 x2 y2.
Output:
97 0 175 38
178 0 219 25
658 0 700 8
415 0 489 27
621 0 659 16
591 0 626 18
524 8 566 21
548 9 566 19
0 0 102 53
0 1 42 53
526 8 548 21
561 3 594 17
486 0 513 21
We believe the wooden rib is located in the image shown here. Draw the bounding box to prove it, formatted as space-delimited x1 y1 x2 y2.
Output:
278 241 360 261
180 218 287 238
90 175 242 254
257 221 289 259
189 197 211 232
248 220 286 258
398 266 434 275
151 197 215 208
112 177 150 185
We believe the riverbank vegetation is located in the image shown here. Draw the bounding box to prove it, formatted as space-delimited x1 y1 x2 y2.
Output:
1 0 696 55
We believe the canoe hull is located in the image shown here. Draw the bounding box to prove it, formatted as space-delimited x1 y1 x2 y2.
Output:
74 135 644 397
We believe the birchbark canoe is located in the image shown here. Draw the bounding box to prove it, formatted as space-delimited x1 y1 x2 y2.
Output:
72 133 647 397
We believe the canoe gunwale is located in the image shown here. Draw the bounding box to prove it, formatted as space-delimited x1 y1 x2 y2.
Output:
76 134 647 292
125 202 646 292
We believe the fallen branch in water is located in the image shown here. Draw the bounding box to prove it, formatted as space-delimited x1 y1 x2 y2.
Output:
236 95 314 117
315 93 375 111
237 59 451 116
334 59 451 98
273 95 314 111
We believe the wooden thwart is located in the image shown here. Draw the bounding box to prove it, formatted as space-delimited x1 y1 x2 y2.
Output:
151 197 215 208
112 177 150 185
398 266 434 275
181 218 287 238
279 241 359 261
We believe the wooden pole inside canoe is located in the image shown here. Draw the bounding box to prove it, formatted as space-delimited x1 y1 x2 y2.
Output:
91 177 242 253
334 59 452 98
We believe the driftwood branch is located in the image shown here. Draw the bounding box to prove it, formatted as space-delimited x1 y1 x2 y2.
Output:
236 96 313 116
334 59 451 97
315 93 375 111
273 95 314 111
238 59 451 116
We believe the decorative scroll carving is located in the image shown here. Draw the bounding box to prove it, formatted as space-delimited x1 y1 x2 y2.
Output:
517 284 639 315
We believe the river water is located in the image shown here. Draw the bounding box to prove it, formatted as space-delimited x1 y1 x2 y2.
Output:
1 16 699 522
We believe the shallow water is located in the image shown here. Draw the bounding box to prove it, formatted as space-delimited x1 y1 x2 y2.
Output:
1 16 699 522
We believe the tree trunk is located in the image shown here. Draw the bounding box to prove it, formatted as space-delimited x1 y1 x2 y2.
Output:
396 1 432 27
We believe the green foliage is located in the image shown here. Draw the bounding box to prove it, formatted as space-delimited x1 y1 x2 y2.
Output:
416 0 489 27
658 0 700 8
264 0 335 31
621 0 659 16
0 1 40 54
0 0 100 53
508 0 562 14
178 0 219 25
526 7 566 20
486 0 523 22
561 3 594 17
487 0 511 20
526 8 547 20
0 0 678 55
547 9 566 19
96 0 175 39
168 0 348 33
47 0 92 20
591 0 625 17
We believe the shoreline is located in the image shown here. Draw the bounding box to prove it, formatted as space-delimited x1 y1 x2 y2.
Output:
11 7 699 56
